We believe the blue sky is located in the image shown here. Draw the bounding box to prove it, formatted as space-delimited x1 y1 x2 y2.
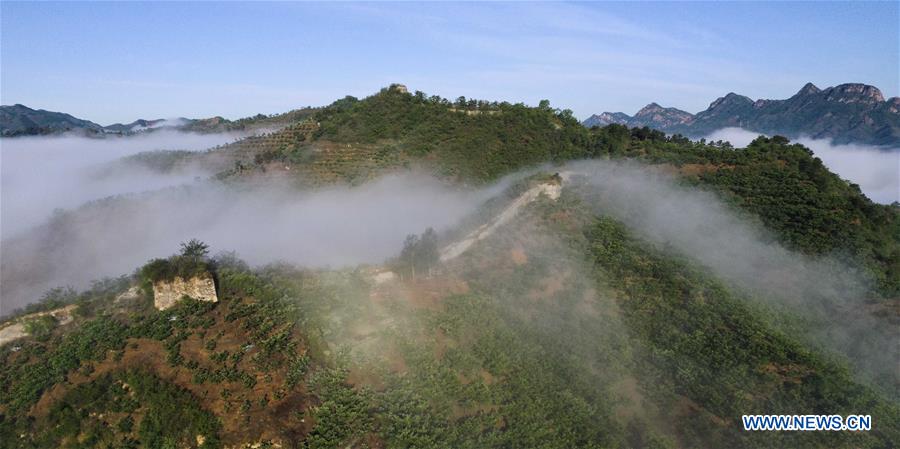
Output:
2 1 897 124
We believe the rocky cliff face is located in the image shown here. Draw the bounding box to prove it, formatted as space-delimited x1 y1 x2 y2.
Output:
823 83 884 104
583 82 900 146
152 273 218 310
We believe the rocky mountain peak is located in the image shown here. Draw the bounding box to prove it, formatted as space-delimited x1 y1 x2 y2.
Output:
823 83 885 104
796 82 821 96
707 93 753 110
630 103 694 127
635 103 664 116
886 97 900 114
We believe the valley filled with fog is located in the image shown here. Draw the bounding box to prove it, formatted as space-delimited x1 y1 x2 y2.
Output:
2 128 896 313
0 131 248 239
2 129 895 384
1 120 897 448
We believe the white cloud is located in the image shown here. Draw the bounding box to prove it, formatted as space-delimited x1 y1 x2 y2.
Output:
0 170 514 313
129 117 190 131
0 130 248 238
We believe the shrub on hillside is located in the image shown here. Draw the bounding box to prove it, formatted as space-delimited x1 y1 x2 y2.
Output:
139 239 214 286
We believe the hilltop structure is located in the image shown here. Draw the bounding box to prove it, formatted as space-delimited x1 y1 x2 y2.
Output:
152 272 218 310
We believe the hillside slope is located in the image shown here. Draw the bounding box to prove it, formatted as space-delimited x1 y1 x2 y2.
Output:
0 104 104 136
219 86 898 296
2 86 898 449
2 186 897 448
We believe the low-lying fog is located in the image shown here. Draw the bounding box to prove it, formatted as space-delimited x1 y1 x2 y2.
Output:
1 130 894 390
562 160 895 390
705 127 900 204
0 169 512 313
1 129 894 336
0 130 248 239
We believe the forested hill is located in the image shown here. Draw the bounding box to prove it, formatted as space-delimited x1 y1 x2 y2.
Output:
2 85 898 449
231 84 898 297
311 84 590 181
0 104 105 136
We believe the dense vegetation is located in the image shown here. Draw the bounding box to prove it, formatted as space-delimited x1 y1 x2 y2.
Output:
213 86 897 298
301 87 898 296
139 239 214 286
1 86 897 448
392 227 439 279
585 215 899 448
312 86 590 181
8 195 894 447
35 371 222 449
586 126 900 296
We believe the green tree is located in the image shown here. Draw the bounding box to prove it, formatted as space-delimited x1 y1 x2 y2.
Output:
416 227 439 274
400 234 420 279
180 239 210 260
398 228 439 279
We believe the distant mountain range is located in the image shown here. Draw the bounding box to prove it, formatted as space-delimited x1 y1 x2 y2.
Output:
0 104 243 137
583 83 900 146
0 104 106 136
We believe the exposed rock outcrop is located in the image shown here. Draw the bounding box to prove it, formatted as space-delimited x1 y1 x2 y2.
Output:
115 286 142 303
389 83 408 94
0 304 77 346
152 273 218 310
0 324 27 347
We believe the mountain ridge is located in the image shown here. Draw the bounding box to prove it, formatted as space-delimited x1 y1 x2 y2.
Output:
0 104 105 136
0 104 316 136
583 82 900 146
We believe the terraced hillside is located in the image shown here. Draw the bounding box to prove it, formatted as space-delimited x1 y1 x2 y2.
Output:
215 123 410 187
